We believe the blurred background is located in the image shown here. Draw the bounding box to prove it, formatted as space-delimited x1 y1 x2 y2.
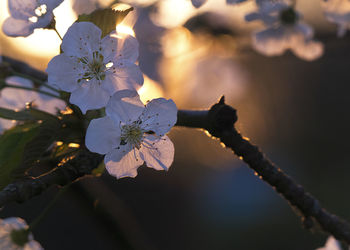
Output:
1 0 350 249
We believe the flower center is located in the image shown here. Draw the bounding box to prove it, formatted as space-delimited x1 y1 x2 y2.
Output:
28 4 47 23
279 7 298 25
120 122 144 149
78 51 113 82
10 229 29 247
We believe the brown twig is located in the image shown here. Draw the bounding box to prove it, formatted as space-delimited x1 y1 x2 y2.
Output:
1 55 350 243
177 96 350 244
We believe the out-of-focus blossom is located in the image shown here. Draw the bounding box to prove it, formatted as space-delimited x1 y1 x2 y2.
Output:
0 76 66 132
322 0 350 37
2 0 63 37
47 22 143 114
245 1 323 61
86 90 177 179
0 217 43 249
226 0 248 4
191 0 207 8
316 236 342 250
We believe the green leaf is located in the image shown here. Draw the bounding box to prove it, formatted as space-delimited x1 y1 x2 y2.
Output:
92 161 105 177
76 6 134 37
0 107 58 122
0 107 34 121
0 123 40 190
0 117 62 190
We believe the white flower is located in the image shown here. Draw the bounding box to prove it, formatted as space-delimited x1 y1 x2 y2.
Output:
46 22 144 114
245 1 324 61
191 0 207 8
0 76 66 132
0 217 43 250
316 236 342 250
2 0 63 37
322 0 350 37
85 90 177 179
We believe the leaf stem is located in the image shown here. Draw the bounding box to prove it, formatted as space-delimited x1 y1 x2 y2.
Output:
1 81 65 101
11 71 60 93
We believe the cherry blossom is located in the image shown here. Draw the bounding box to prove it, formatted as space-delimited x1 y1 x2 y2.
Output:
0 76 66 132
0 217 43 250
85 90 177 179
2 0 63 37
191 0 207 8
245 1 324 61
46 22 144 114
322 0 350 37
316 236 342 250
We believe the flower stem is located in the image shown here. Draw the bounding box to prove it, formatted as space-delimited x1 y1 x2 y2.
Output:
54 27 63 41
28 184 70 230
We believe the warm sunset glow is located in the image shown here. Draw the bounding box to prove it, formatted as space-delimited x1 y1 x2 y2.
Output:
138 75 164 103
0 0 76 59
116 24 135 36
68 143 80 148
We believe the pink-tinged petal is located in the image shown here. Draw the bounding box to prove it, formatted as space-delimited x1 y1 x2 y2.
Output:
252 27 287 56
141 98 177 136
140 135 174 171
2 17 34 37
316 236 341 250
106 90 144 124
61 22 101 57
85 116 121 155
292 39 324 61
2 217 28 230
70 82 110 114
46 54 81 92
8 0 37 19
191 0 207 8
105 33 139 63
104 145 141 179
26 240 44 250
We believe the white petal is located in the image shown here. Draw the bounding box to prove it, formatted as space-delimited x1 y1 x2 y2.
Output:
70 81 110 114
40 0 64 11
316 236 342 250
106 90 144 124
5 76 33 88
191 0 207 8
112 64 144 90
106 33 139 63
105 145 141 179
85 116 120 155
8 0 37 19
61 22 102 57
46 54 81 92
140 98 177 136
140 135 174 171
2 17 34 37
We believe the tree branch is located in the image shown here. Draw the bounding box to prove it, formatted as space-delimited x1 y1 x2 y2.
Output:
2 55 350 243
177 96 350 244
0 150 103 207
